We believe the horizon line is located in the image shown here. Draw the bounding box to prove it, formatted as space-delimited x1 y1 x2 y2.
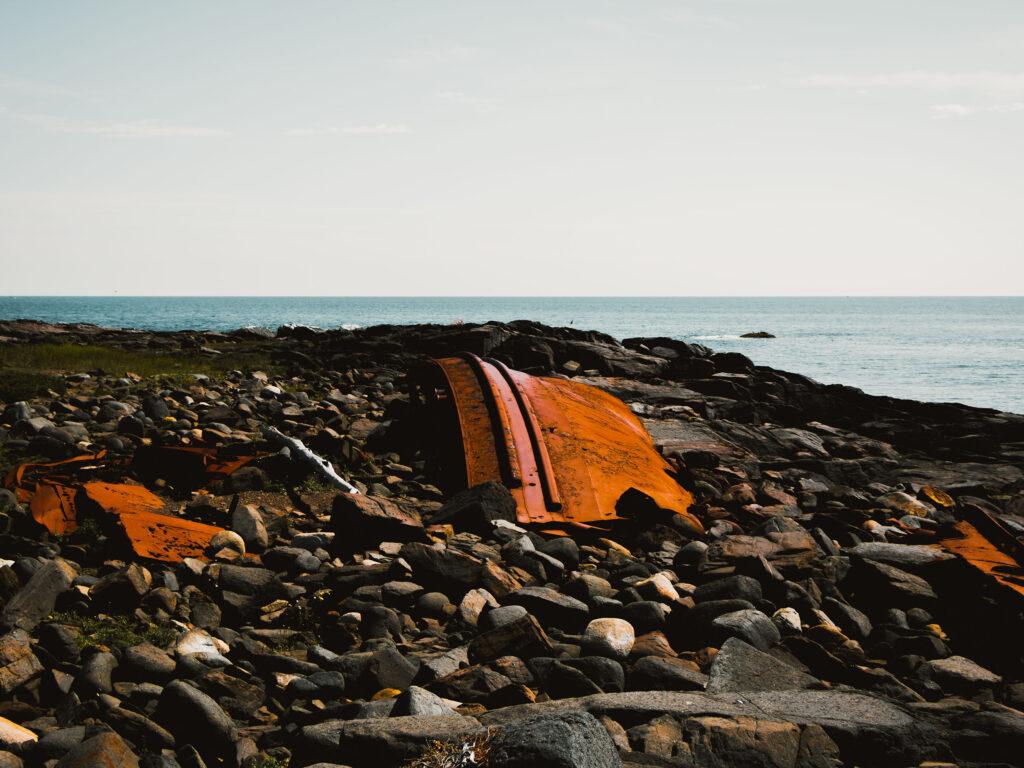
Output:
3 294 1024 300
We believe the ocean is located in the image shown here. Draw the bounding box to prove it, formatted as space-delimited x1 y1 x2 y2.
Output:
1 296 1022 415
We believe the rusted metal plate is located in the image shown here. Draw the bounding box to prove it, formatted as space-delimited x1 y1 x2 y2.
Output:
130 445 257 489
935 506 1024 597
5 449 238 562
29 482 79 536
81 481 166 517
116 510 224 562
412 354 701 533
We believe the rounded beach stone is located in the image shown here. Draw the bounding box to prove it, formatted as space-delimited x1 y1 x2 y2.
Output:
581 617 635 660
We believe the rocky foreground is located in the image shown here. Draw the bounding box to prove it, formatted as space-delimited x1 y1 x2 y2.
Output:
0 318 1023 768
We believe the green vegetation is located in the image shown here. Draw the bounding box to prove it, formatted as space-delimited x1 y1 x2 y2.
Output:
0 368 66 403
248 757 287 768
0 342 278 401
47 610 177 651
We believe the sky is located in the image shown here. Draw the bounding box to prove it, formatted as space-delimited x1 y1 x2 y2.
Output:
1 0 1022 296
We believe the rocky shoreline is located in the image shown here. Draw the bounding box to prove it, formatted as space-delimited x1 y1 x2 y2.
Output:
0 318 1023 767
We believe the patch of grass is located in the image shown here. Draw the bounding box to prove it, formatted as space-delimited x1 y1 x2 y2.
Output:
0 447 47 480
47 610 177 651
403 730 494 768
248 757 287 768
0 368 66 403
0 342 279 398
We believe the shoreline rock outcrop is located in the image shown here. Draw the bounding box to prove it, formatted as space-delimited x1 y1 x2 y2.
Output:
0 318 1022 767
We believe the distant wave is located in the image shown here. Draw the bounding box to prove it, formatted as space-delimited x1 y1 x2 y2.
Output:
340 323 361 330
690 334 744 341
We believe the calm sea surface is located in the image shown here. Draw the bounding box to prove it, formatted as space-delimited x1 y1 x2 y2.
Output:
1 296 1022 414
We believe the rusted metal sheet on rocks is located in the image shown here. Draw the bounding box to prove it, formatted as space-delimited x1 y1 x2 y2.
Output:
411 353 701 533
935 505 1024 598
130 444 258 489
5 450 233 562
115 510 226 562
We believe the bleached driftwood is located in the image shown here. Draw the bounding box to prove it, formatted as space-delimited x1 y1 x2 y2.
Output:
260 425 360 495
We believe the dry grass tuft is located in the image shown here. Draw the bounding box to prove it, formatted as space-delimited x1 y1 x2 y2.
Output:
402 729 494 768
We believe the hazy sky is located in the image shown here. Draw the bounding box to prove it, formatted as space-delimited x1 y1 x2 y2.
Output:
1 1 1022 295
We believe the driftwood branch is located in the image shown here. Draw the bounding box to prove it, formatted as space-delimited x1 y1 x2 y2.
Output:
260 425 360 495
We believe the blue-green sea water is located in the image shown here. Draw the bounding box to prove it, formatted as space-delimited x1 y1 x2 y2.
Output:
1 297 1021 414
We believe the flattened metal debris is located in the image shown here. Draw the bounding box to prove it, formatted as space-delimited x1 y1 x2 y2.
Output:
116 510 225 562
412 353 701 532
935 506 1024 597
4 449 240 562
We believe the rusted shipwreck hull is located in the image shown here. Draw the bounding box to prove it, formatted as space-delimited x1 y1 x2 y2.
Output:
411 353 701 533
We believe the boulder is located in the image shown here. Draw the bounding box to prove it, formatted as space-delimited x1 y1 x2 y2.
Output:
428 481 518 530
581 618 635 660
296 714 483 767
503 586 589 631
487 711 622 768
399 543 483 596
628 656 707 691
921 655 1001 695
231 504 270 552
54 731 139 768
711 609 781 651
0 630 42 695
706 638 819 693
1 559 76 632
469 613 552 663
154 680 238 759
331 494 425 547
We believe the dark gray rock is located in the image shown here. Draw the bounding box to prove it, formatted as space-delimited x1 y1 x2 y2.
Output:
503 586 589 631
711 609 781 651
693 575 763 604
390 686 457 717
822 597 873 643
398 542 483 596
77 649 117 697
1 559 76 632
155 679 238 759
428 481 518 530
488 711 622 768
122 643 176 683
296 714 483 767
628 656 708 691
706 638 819 693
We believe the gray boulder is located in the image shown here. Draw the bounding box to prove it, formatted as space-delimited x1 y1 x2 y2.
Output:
706 638 819 693
488 711 622 768
1 559 76 632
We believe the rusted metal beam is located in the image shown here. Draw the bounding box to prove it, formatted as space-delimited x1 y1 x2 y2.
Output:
412 354 702 533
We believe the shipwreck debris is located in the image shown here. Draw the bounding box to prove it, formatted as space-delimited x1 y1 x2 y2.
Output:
260 425 361 495
935 504 1024 599
411 353 701 533
4 449 245 562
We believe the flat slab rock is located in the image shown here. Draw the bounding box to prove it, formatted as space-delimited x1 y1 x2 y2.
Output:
295 714 483 767
478 689 923 764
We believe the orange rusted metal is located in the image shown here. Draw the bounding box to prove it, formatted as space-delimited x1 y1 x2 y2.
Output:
4 449 244 561
935 506 1024 597
115 510 225 562
412 354 701 533
130 445 257 489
